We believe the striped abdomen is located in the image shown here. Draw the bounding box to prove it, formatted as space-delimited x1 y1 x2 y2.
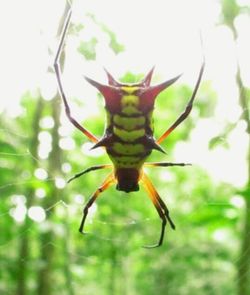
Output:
104 89 158 192
108 92 152 164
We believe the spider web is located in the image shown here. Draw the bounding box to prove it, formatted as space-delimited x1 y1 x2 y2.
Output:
0 126 249 295
0 34 249 290
0 127 160 238
1 0 250 293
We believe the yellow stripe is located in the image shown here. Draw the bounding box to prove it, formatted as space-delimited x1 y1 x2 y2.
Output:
109 154 145 168
121 106 142 115
121 95 139 107
106 112 111 126
121 86 139 94
120 95 141 115
113 115 145 130
114 127 145 142
146 110 154 130
113 142 145 155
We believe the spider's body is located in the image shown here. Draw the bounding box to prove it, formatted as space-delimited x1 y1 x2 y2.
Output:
104 85 153 177
87 73 180 193
54 7 205 248
104 85 151 193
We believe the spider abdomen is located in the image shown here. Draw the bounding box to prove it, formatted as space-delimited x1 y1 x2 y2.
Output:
106 91 154 170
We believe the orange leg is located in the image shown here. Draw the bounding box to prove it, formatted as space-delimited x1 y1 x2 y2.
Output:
79 173 115 234
141 173 175 248
67 164 112 183
54 4 98 143
157 60 205 144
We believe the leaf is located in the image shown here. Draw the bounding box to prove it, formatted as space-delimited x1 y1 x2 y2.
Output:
209 136 229 150
87 13 125 54
78 38 98 60
100 25 125 54
120 72 144 83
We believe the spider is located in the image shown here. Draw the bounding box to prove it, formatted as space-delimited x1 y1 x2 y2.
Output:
54 5 205 248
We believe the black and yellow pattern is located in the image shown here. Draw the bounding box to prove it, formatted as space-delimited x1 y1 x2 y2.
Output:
85 72 181 192
108 87 152 168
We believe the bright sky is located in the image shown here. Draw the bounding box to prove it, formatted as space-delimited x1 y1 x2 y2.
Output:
0 0 249 189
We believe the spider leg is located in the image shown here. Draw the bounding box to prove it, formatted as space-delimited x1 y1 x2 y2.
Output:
54 4 98 143
79 173 115 234
67 164 112 183
141 173 175 248
143 173 175 230
157 60 205 144
145 162 191 168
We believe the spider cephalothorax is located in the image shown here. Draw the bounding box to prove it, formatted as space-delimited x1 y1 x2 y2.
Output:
85 69 181 114
54 5 205 248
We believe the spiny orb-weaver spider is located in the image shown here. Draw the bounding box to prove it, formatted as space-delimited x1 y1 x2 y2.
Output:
54 6 205 248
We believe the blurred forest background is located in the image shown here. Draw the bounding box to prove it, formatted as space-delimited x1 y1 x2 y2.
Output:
0 0 250 294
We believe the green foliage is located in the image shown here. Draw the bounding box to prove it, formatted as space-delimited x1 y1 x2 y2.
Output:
209 135 230 150
0 1 249 295
100 23 125 54
0 68 242 294
220 0 240 27
120 71 145 83
78 38 98 60
75 13 125 60
87 13 125 54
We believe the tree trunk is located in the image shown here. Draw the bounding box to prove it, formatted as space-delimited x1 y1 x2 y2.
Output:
37 1 73 294
224 15 250 295
37 96 61 295
16 97 44 295
237 137 250 295
235 42 250 295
